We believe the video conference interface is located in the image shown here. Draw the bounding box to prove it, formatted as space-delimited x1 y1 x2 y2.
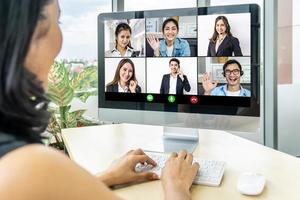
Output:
103 12 253 105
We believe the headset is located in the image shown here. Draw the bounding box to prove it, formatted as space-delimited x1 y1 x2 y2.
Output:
222 59 244 77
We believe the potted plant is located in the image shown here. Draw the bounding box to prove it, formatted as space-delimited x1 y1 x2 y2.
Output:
46 61 98 149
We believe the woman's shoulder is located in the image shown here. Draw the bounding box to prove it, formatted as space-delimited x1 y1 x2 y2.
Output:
0 144 71 177
227 35 239 42
0 145 65 197
176 37 189 44
106 83 117 88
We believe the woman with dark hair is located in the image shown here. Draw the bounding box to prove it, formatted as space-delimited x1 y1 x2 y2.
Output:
106 58 141 93
0 0 199 199
105 23 140 57
207 16 242 56
147 18 190 57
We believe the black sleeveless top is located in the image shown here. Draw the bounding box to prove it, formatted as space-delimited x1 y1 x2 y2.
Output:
0 132 28 158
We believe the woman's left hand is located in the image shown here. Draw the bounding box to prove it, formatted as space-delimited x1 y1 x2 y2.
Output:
97 149 158 187
129 80 137 93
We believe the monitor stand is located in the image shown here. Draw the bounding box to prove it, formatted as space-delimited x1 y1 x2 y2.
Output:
143 126 199 153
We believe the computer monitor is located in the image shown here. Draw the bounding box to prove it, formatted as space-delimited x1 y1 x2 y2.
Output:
98 4 260 152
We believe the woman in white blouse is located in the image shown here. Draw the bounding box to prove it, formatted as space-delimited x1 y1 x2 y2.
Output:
105 23 140 57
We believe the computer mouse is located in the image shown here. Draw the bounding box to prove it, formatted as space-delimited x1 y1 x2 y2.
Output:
237 172 266 195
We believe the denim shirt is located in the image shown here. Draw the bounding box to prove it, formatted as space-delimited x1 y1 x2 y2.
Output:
211 84 251 97
159 37 191 57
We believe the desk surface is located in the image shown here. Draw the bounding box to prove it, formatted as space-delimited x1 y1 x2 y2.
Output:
62 123 300 200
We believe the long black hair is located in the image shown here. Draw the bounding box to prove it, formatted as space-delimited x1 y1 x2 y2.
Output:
115 23 133 49
0 0 52 142
106 58 137 87
209 16 232 43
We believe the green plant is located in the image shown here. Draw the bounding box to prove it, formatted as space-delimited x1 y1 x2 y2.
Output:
47 61 98 149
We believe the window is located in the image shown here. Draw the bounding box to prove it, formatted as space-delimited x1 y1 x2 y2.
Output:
55 0 111 120
124 0 196 11
58 0 111 60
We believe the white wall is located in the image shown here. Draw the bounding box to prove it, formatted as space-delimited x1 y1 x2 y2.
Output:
277 0 300 155
293 0 300 84
198 13 251 56
105 58 146 92
146 57 198 94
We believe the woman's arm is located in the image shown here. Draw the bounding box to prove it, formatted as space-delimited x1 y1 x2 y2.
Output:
181 40 191 56
207 42 212 56
232 37 243 56
96 149 157 186
0 144 122 200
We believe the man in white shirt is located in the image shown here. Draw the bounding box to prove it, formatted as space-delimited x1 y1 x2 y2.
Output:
160 58 191 95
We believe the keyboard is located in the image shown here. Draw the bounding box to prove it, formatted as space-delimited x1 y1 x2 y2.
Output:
135 152 226 187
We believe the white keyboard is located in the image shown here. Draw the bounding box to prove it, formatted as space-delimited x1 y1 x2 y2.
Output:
135 152 226 187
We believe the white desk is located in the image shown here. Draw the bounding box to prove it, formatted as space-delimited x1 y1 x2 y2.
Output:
62 123 300 200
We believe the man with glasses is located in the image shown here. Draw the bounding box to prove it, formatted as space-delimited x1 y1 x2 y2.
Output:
202 59 250 96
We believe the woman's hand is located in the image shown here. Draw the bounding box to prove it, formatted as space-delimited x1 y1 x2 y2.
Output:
202 72 218 95
97 149 158 187
147 34 160 56
161 150 199 200
129 80 137 93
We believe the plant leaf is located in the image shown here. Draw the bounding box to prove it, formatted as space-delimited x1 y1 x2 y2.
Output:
47 62 74 106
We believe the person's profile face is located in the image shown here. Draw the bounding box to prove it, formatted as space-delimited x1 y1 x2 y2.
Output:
116 30 131 49
215 19 227 36
24 0 62 90
169 61 179 74
119 62 133 84
224 63 241 86
163 21 178 42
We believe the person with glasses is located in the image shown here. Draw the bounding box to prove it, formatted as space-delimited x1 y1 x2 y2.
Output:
202 59 250 96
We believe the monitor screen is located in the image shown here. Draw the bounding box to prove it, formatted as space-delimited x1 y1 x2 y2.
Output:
98 4 260 117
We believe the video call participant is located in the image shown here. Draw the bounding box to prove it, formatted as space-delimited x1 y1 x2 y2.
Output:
106 58 141 93
147 18 191 57
105 23 140 57
160 58 191 94
207 16 243 56
202 59 250 96
0 1 199 200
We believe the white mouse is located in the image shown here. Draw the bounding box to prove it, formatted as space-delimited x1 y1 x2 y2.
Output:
237 172 266 195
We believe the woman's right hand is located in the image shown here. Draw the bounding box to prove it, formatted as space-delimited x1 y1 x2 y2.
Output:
161 150 199 200
147 34 160 56
129 80 137 93
202 72 218 95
